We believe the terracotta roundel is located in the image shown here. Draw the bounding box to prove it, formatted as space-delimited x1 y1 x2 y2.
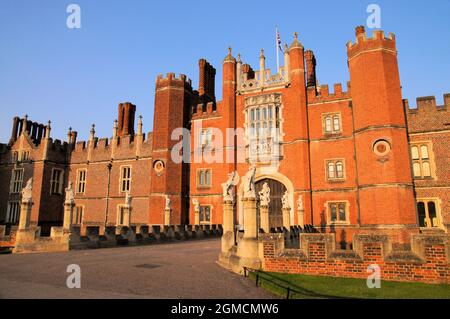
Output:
373 139 391 157
154 160 165 174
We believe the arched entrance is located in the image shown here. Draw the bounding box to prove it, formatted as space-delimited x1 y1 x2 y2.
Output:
255 178 286 230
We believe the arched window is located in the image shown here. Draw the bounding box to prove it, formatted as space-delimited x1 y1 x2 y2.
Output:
417 199 440 228
325 116 332 133
411 146 419 159
420 145 429 159
422 162 431 177
413 162 421 177
336 162 344 178
428 202 437 227
323 113 341 134
326 160 345 181
328 162 335 179
205 170 211 185
333 115 340 131
417 201 426 227
411 143 434 179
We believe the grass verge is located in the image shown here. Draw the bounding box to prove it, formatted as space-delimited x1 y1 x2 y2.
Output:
247 270 450 299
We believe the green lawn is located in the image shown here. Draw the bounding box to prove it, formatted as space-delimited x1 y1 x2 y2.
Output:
248 271 450 299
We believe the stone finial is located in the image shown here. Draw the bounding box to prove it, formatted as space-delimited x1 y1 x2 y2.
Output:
237 53 241 63
260 48 265 58
67 127 72 143
284 43 289 52
22 178 33 204
137 115 143 136
289 32 303 50
113 119 118 138
89 124 95 140
223 46 236 63
45 121 51 139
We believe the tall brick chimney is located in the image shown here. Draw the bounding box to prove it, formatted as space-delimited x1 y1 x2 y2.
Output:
117 102 136 137
305 50 317 87
198 59 216 103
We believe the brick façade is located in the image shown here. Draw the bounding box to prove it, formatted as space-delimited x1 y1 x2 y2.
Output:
0 26 448 245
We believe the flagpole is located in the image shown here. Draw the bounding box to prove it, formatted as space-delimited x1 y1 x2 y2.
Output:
276 26 279 74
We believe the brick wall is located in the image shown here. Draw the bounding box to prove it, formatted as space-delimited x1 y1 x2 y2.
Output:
261 233 450 284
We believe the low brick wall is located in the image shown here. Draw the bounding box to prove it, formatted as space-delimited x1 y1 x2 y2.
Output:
260 233 450 284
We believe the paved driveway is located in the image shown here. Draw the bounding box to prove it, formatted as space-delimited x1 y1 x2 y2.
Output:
0 239 273 299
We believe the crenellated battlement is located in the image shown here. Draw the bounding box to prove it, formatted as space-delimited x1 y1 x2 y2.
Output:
307 82 351 103
347 26 396 59
156 72 193 91
405 93 450 133
192 101 218 120
404 94 449 112
71 133 152 153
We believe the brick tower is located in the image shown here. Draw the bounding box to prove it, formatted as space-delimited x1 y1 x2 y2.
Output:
347 26 418 241
148 73 195 225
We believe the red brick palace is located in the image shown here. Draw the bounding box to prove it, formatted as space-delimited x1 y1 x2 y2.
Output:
1 26 448 245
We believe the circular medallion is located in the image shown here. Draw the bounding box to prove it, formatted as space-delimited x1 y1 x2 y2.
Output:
153 160 165 175
373 139 391 157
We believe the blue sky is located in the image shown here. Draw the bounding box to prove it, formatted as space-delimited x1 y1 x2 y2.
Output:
0 0 449 142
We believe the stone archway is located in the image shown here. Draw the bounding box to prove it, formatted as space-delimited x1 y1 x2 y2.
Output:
255 178 286 230
237 169 295 228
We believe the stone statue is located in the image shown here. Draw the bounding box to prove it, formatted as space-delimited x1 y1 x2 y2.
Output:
125 191 132 207
65 182 75 204
297 195 303 211
282 190 290 209
221 171 240 202
243 165 257 198
258 182 270 206
192 198 200 212
165 195 171 210
22 178 33 203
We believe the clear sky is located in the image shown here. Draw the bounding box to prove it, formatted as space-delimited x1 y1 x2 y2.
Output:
1 0 449 142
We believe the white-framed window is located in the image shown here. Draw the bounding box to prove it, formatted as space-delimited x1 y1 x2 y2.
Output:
73 206 84 225
6 201 20 224
12 151 19 163
21 150 30 161
197 169 211 188
417 199 441 228
76 169 87 194
326 160 345 181
248 105 279 138
411 143 434 179
199 205 211 224
327 201 348 224
323 113 342 134
120 166 131 193
50 168 64 195
201 128 212 148
10 169 24 194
